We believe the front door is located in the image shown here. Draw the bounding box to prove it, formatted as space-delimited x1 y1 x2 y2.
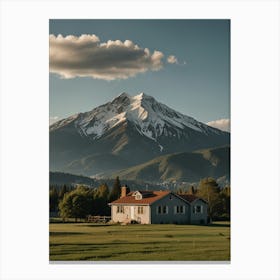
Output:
131 206 135 220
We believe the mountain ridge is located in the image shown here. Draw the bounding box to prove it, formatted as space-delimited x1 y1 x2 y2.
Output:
106 146 230 183
50 92 230 176
51 92 225 144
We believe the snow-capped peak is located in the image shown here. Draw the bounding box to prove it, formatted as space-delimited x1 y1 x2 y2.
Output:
112 92 130 100
134 92 150 99
51 92 224 146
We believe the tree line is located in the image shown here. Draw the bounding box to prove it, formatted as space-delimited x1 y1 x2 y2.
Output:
49 176 124 221
50 176 230 221
177 177 230 221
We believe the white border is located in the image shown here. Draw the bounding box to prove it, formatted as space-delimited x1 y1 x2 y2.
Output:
0 0 279 279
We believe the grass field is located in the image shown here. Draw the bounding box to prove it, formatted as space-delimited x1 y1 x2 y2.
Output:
49 222 230 261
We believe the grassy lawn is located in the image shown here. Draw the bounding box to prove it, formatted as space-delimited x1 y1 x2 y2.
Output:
49 222 230 261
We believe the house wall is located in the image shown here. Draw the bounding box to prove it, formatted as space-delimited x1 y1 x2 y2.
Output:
189 200 208 224
111 205 151 224
111 195 208 225
130 205 150 224
150 193 190 224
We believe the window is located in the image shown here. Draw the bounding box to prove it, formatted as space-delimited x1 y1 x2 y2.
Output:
133 191 143 200
193 205 203 214
138 206 144 214
180 205 184 213
157 205 168 214
117 206 124 213
174 205 185 214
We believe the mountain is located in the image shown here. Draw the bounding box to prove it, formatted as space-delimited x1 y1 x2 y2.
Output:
50 171 97 186
50 92 229 176
108 146 230 184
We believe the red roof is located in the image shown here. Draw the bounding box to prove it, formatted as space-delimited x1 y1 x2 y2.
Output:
109 191 208 205
109 190 171 205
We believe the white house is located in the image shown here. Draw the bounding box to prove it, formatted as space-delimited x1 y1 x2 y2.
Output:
109 186 208 225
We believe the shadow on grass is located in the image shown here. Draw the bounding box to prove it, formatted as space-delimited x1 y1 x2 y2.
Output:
50 240 173 247
208 223 230 228
81 224 111 227
77 248 169 261
50 232 86 236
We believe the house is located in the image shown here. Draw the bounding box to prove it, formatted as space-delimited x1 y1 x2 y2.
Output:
109 186 208 225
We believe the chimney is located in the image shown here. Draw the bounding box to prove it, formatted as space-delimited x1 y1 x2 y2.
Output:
121 185 127 198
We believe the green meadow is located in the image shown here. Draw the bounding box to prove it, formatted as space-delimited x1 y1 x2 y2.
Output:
49 222 230 261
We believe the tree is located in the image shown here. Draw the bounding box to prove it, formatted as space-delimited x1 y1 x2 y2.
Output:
49 187 59 212
218 185 231 220
58 192 73 220
58 186 94 221
72 195 90 219
59 184 68 200
109 176 121 202
197 177 220 219
93 183 110 215
96 183 109 200
126 185 131 194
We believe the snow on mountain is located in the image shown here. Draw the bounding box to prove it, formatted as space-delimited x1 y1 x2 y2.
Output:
50 92 230 176
51 92 223 150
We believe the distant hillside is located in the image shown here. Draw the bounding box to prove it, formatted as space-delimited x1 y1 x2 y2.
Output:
50 172 97 186
109 146 230 183
49 171 162 190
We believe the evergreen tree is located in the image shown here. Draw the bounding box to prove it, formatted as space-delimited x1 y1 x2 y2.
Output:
92 183 110 215
72 195 90 220
49 188 59 212
125 185 131 194
108 176 121 202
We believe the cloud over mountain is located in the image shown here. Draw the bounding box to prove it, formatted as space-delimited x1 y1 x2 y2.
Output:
207 118 230 132
49 34 164 80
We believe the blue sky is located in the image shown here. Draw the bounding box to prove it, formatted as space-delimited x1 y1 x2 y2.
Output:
49 20 230 130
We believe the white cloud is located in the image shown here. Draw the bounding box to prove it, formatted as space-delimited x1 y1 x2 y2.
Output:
49 34 164 80
206 118 230 132
49 116 59 125
167 55 178 64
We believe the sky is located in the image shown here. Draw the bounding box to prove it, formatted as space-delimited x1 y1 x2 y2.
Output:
49 20 230 131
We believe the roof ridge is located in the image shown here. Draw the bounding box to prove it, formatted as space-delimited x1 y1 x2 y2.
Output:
109 190 171 205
